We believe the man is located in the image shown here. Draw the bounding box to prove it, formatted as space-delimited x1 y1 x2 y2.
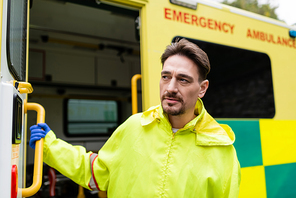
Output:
30 38 241 197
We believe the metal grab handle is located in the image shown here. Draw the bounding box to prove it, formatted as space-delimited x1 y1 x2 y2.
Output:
21 100 45 197
131 74 142 115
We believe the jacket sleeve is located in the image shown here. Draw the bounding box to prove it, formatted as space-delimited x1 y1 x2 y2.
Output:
43 130 106 190
223 148 241 198
91 120 127 191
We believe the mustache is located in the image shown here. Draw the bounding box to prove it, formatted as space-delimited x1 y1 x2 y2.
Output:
162 92 183 103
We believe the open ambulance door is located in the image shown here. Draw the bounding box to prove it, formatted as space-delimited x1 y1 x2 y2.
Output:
0 0 45 197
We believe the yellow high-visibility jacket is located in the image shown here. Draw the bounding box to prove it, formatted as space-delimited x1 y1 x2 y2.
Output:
43 99 241 198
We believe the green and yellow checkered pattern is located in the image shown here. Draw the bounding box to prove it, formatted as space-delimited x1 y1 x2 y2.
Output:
217 120 296 198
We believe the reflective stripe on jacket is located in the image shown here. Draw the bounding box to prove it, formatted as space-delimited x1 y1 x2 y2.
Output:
43 99 241 197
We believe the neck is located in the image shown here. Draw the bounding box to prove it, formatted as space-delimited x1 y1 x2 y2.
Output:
168 110 196 129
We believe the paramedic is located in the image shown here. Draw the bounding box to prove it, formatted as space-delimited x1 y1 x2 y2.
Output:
30 38 241 197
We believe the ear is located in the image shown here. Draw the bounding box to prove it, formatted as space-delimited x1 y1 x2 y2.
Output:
198 80 209 98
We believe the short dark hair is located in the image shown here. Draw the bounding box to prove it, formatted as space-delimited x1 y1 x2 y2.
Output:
161 38 211 81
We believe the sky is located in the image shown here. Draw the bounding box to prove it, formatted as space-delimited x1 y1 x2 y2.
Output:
210 0 296 26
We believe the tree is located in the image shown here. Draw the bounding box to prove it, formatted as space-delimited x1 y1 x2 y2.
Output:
222 0 279 20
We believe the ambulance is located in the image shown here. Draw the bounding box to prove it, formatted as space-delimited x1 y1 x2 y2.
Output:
1 0 296 197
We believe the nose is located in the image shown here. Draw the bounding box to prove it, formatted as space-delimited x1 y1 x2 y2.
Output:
167 78 178 93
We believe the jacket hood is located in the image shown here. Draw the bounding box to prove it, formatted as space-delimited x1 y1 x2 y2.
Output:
141 99 235 146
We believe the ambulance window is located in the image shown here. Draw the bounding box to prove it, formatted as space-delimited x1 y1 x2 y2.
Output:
174 37 275 118
7 0 28 81
64 99 119 137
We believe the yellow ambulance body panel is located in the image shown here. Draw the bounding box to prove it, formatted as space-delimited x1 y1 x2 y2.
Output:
119 0 296 197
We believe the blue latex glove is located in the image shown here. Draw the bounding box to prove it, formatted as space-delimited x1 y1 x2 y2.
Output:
29 123 51 149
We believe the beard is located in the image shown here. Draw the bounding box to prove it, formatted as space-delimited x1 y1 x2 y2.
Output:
161 92 185 116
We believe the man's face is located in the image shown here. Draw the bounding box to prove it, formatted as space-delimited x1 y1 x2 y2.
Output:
160 55 208 116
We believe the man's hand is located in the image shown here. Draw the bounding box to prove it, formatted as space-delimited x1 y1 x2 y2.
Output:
29 123 51 149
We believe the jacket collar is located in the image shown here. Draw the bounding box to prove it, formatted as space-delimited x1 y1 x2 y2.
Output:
140 99 235 146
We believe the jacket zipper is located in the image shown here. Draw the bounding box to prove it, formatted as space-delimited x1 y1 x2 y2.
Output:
160 132 176 197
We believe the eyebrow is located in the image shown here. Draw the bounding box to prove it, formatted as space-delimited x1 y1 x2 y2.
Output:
177 74 194 81
161 71 171 75
161 71 194 81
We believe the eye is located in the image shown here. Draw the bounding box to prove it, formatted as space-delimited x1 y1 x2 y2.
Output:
179 78 189 83
162 75 169 80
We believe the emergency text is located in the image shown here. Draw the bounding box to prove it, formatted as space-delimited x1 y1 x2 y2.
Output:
164 8 235 34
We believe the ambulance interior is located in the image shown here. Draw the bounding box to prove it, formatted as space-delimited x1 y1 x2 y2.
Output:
26 0 275 196
27 0 141 195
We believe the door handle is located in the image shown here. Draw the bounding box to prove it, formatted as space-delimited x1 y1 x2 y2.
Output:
13 81 33 94
21 100 45 197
